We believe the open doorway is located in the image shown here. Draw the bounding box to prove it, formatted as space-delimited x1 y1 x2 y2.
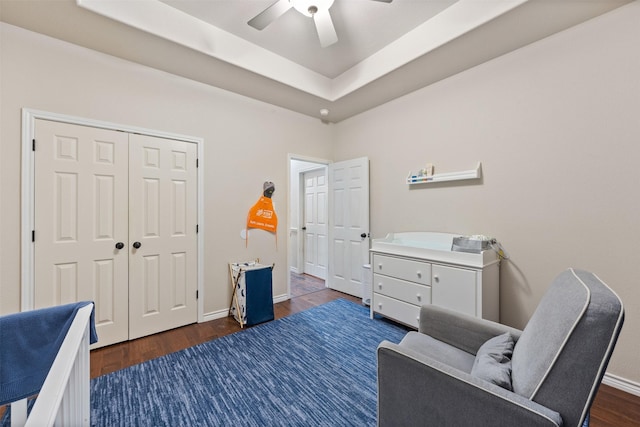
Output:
288 156 329 298
288 155 370 300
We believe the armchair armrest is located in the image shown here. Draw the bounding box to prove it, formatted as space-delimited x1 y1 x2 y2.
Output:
377 341 563 427
419 304 522 355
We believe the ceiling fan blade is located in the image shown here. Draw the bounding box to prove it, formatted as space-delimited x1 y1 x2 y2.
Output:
313 9 338 48
248 0 293 30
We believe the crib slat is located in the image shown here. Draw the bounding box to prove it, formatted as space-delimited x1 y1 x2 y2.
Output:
24 304 93 427
10 399 27 427
56 323 90 426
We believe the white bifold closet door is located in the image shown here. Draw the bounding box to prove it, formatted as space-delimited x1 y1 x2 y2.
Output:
128 133 197 340
34 119 197 348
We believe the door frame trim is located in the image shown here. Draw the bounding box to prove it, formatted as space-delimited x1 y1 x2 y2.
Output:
21 108 205 322
287 154 330 299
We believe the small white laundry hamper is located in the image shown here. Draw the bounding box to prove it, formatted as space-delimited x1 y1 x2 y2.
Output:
229 261 274 328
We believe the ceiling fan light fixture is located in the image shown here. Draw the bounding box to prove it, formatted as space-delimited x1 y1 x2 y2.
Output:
290 0 335 17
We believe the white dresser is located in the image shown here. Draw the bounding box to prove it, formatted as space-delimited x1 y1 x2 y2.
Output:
370 232 500 329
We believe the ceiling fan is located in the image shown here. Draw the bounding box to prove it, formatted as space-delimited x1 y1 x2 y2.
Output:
248 0 393 48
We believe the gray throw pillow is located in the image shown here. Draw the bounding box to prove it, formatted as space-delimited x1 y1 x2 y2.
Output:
470 332 514 391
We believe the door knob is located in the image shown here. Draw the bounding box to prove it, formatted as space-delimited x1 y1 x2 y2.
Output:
360 233 367 238
115 242 124 250
133 241 142 249
301 227 307 231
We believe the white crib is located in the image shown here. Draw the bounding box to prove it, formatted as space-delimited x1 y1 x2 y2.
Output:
6 303 93 427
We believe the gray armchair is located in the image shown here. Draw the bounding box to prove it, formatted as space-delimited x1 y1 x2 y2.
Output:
377 268 624 427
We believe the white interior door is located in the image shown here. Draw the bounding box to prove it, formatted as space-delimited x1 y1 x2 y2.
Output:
327 157 370 297
303 168 328 280
128 134 198 340
34 119 129 347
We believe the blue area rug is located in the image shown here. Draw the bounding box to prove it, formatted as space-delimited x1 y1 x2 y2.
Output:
90 299 408 426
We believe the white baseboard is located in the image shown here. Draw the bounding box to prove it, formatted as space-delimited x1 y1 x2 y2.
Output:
201 308 229 323
273 293 289 304
603 373 640 397
200 294 290 323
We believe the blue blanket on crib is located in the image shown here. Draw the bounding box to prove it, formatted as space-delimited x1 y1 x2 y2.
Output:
0 301 97 406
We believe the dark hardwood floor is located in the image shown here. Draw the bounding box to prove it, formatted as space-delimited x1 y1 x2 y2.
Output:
590 385 640 427
290 271 326 297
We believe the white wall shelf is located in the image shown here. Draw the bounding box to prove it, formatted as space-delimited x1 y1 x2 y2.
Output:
406 162 482 185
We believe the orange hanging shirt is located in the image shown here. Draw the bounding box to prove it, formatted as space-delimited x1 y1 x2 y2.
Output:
247 196 278 234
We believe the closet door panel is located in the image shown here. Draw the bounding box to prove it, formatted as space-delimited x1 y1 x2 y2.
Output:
34 119 129 348
128 134 198 340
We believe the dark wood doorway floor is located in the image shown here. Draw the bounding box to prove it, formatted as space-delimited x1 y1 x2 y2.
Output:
290 271 326 297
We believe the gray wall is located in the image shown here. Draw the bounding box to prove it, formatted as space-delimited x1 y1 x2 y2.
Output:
334 3 640 384
0 23 333 318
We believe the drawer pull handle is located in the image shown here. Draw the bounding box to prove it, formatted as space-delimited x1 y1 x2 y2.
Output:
378 263 383 270
378 303 383 309
416 293 421 301
378 283 383 290
417 271 422 278
434 275 439 283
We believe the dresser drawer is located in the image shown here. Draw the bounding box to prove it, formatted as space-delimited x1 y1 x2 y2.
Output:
373 294 420 329
372 254 431 285
373 274 431 306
